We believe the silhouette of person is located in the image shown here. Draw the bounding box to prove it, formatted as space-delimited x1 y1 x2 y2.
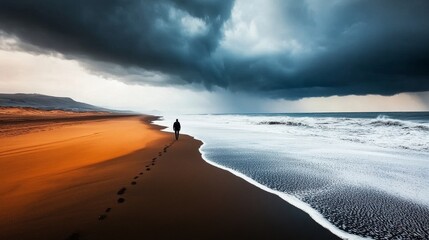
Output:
173 119 181 140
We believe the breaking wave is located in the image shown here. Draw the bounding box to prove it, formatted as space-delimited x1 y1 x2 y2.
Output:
370 115 429 131
259 121 310 127
255 114 429 152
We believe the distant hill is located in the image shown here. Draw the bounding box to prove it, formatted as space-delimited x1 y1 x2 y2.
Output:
0 93 111 112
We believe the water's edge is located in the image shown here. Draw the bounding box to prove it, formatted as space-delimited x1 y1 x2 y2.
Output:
194 137 367 240
154 117 367 239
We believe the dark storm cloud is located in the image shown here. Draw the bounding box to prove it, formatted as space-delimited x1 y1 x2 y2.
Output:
0 0 234 85
0 0 429 99
221 0 429 99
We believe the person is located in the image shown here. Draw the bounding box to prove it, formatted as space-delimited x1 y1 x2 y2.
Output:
173 119 181 140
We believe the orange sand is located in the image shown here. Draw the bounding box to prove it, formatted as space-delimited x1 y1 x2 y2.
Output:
0 115 171 239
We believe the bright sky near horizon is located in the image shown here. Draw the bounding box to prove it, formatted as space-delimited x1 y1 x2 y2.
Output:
0 0 428 113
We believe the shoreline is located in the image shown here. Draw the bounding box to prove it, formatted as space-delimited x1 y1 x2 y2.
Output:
154 113 429 240
0 112 339 239
155 119 360 240
198 142 360 240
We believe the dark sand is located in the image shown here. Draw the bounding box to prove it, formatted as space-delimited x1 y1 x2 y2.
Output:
0 109 338 239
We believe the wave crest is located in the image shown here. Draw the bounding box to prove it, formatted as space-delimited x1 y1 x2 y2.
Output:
259 121 310 127
371 116 429 131
254 115 429 152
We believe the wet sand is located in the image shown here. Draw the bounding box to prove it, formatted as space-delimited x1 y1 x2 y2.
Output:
0 110 338 239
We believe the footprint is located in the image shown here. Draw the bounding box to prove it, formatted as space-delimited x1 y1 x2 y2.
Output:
145 165 149 167
66 232 80 240
152 158 157 161
151 163 155 166
117 198 125 203
131 181 137 185
146 168 151 171
117 187 126 195
98 214 107 221
105 208 112 213
139 172 143 175
134 176 139 179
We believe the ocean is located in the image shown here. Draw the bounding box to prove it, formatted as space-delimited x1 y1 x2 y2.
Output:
155 112 429 239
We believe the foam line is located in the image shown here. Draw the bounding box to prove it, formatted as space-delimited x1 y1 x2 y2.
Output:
196 140 368 240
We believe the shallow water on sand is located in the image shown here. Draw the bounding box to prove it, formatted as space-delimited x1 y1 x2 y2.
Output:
156 112 429 239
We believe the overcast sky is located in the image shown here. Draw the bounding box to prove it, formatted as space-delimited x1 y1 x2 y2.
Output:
0 0 428 113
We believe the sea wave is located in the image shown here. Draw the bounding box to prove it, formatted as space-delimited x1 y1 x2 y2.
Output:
370 119 404 127
255 115 429 152
370 115 429 131
259 120 310 127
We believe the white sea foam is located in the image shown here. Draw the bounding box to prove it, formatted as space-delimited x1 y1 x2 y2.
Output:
155 113 429 239
197 141 367 240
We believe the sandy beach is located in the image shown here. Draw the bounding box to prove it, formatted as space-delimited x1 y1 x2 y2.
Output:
0 108 337 239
